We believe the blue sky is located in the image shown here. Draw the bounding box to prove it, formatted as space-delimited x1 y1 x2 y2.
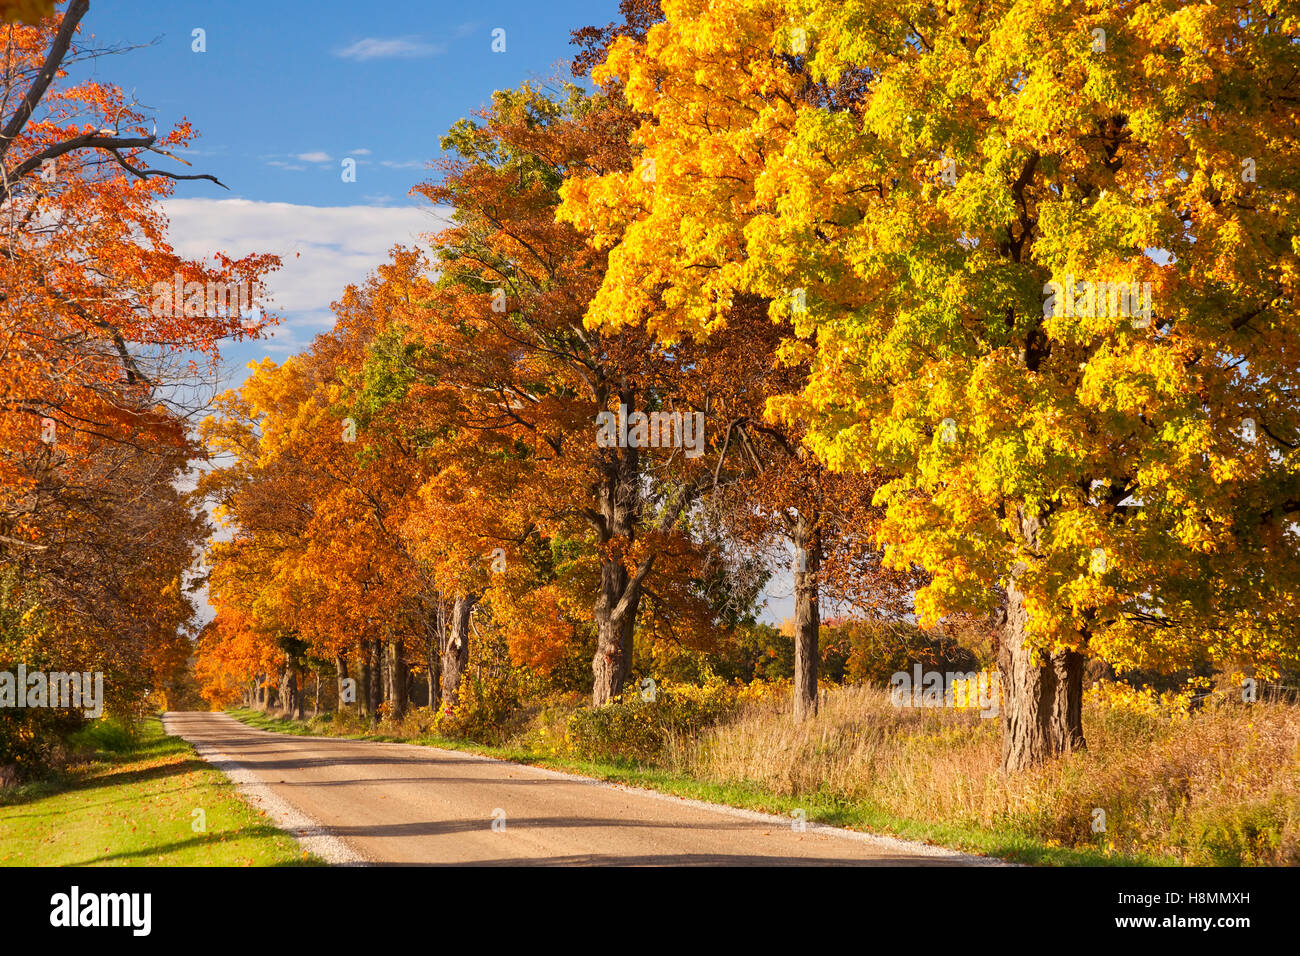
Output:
69 0 622 378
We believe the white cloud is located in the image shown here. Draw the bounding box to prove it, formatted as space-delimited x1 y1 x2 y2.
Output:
295 151 332 163
380 159 427 170
349 148 372 156
335 36 445 61
160 196 449 338
266 160 306 170
166 198 451 626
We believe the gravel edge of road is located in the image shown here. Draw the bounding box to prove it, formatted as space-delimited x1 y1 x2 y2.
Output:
174 711 1012 867
162 712 369 866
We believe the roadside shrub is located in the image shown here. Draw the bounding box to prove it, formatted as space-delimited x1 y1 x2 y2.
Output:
567 680 739 763
390 707 437 739
0 571 82 781
512 692 584 755
0 707 82 782
433 624 529 744
322 709 368 734
437 675 523 745
436 663 525 744
1180 798 1300 866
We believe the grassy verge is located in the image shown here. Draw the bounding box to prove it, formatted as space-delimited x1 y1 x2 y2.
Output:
227 705 1167 866
0 715 318 866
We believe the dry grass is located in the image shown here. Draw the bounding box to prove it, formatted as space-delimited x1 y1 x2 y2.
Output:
665 683 1300 864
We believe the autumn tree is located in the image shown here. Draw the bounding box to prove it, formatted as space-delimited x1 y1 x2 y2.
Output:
0 1 276 749
559 0 1300 768
373 82 736 706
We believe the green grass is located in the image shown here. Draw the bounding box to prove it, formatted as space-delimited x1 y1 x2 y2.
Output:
227 707 1167 866
0 715 318 866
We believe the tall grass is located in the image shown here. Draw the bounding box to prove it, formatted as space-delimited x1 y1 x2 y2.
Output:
664 683 1300 864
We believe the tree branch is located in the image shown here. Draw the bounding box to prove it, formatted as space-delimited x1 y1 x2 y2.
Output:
0 0 90 164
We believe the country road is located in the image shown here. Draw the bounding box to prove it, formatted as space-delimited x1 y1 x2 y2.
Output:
163 712 999 867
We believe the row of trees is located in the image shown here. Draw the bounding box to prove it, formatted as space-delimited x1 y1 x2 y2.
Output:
197 74 913 724
200 0 1300 771
1 2 278 769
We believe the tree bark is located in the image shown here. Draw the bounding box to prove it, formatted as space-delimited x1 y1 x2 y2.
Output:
440 595 476 709
424 601 442 711
387 640 408 721
335 654 348 711
358 645 372 717
368 640 383 721
279 665 302 721
426 655 438 710
997 509 1086 771
431 598 447 712
792 518 820 722
592 555 642 705
382 640 392 707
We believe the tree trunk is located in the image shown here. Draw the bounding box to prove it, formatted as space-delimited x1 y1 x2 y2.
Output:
335 654 348 711
426 658 438 710
359 646 372 717
590 391 643 707
387 640 408 721
279 665 302 721
441 595 476 709
382 641 392 707
592 554 641 706
368 640 383 721
792 520 820 722
997 510 1086 771
426 599 444 711
585 389 696 706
